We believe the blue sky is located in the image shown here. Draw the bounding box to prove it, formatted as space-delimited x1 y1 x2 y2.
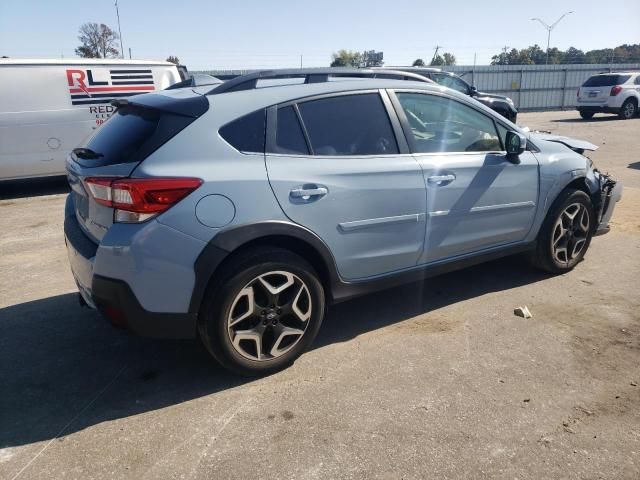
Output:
1 0 638 69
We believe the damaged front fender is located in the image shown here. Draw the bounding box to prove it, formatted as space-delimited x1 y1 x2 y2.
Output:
593 171 622 236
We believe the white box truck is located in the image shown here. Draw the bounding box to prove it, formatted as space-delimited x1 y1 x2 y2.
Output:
0 58 184 180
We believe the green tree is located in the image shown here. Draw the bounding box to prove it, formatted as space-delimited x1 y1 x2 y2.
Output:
563 47 586 64
490 43 640 65
330 50 363 67
412 58 425 67
75 23 120 58
166 56 180 64
442 52 456 66
430 52 456 66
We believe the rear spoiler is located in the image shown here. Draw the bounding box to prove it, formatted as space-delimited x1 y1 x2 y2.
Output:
110 92 208 118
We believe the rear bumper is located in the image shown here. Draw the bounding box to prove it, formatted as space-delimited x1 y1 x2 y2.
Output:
91 275 197 339
64 204 97 308
64 195 199 339
577 105 620 114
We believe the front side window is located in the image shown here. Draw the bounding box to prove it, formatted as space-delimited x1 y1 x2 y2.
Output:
396 92 502 153
297 93 399 156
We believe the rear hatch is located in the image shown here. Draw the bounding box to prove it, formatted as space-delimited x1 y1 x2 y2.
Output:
578 74 630 104
66 88 209 243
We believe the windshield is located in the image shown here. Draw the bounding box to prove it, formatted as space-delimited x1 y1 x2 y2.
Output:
76 105 194 167
431 74 470 94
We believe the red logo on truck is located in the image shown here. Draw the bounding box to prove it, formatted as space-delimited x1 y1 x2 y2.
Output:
66 68 155 106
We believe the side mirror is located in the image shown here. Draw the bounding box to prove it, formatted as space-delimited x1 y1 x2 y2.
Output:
469 86 478 96
505 131 526 159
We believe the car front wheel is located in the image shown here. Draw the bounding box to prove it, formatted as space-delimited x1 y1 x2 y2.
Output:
579 110 594 120
532 189 595 274
199 247 325 376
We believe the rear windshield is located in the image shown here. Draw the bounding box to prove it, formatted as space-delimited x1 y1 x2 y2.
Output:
76 105 194 166
583 75 631 87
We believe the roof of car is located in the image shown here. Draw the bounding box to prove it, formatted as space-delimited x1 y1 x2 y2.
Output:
592 71 639 75
215 78 452 105
196 77 498 128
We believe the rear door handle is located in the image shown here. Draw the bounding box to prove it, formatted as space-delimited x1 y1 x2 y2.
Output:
290 185 328 199
427 174 456 186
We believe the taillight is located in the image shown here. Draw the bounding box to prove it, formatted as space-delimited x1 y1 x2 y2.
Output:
610 85 623 96
84 177 203 223
576 88 580 97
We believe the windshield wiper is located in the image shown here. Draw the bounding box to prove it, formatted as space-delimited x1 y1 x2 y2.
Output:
73 148 104 160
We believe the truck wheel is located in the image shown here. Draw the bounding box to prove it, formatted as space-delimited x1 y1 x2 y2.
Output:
619 99 637 120
532 189 595 274
199 247 325 376
579 110 594 120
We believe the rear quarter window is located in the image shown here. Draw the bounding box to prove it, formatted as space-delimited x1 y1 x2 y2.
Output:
219 110 265 153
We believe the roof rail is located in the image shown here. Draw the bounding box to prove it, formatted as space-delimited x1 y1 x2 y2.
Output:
206 68 434 95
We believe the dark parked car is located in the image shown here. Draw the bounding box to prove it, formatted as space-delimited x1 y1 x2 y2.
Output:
383 67 518 123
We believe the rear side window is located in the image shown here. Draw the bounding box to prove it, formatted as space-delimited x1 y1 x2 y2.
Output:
79 105 194 166
297 93 398 156
219 110 265 153
273 106 309 155
583 75 631 87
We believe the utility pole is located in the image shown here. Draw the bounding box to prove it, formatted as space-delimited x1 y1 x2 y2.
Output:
609 48 615 72
115 0 124 59
300 54 303 68
129 47 132 60
502 45 510 65
531 11 574 65
431 45 441 65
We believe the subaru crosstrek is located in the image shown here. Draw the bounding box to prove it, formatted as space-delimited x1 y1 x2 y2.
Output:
65 69 622 376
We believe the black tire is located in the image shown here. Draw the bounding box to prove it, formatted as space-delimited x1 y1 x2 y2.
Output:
198 247 325 376
531 189 595 274
579 110 594 120
618 99 637 120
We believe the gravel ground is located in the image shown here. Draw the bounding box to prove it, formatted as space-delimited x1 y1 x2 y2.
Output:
1 110 639 480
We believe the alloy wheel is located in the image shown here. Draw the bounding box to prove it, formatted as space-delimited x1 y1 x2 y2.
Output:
622 102 636 119
551 202 590 265
227 271 312 361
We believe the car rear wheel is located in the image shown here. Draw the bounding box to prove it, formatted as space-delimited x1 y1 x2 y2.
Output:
619 99 637 120
579 110 594 120
199 247 325 376
531 189 595 274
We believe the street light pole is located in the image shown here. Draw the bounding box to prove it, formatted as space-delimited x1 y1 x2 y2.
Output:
115 0 124 59
531 11 574 65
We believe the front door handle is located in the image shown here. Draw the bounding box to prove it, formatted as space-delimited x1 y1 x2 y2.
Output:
427 174 456 186
290 185 328 199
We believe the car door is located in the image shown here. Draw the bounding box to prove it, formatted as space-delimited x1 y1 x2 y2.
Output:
264 90 427 281
389 90 539 264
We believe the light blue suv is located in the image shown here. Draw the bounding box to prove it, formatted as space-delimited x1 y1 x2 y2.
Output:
65 69 622 375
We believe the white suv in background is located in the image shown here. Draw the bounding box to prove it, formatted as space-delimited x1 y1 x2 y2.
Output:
577 72 640 120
